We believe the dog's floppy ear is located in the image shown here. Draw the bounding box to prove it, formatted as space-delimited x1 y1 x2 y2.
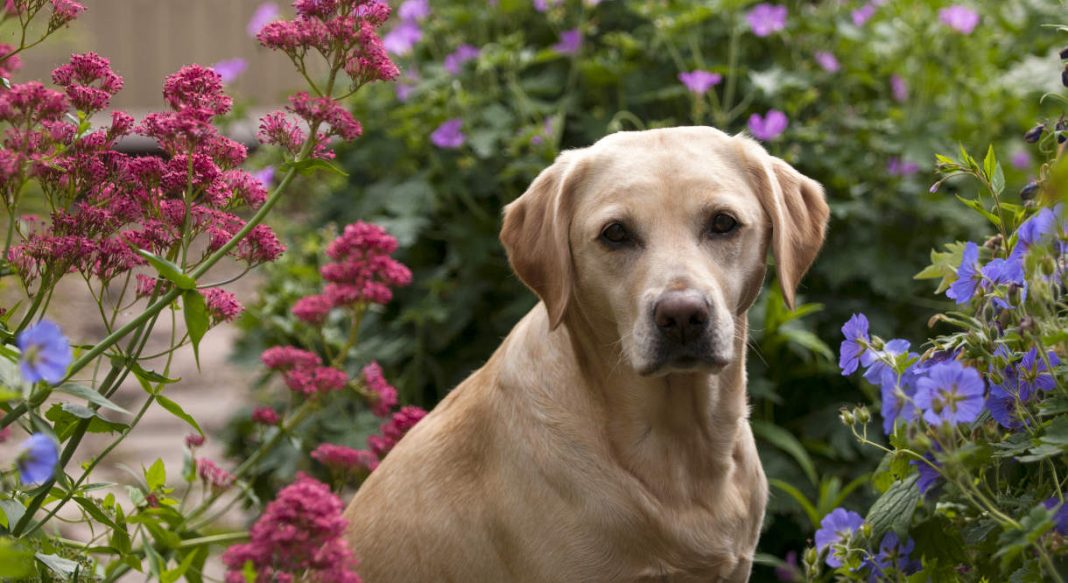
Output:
736 136 829 310
500 151 586 330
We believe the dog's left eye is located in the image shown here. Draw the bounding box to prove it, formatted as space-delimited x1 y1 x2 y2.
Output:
707 213 738 236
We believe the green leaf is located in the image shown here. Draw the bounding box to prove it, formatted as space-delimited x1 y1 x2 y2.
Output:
135 249 196 291
145 458 166 492
956 195 1002 227
156 394 203 436
983 144 997 181
72 496 117 529
751 420 818 486
768 479 820 528
1040 416 1068 446
55 383 131 415
866 474 920 541
0 538 33 578
127 360 181 384
915 241 967 294
46 402 128 437
912 515 967 564
279 158 348 177
996 504 1054 569
35 553 80 578
162 548 204 583
0 499 25 529
183 290 210 369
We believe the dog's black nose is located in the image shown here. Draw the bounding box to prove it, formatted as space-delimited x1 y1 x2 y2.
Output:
654 292 709 345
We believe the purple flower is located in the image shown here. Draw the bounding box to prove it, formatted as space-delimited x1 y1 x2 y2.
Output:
945 241 980 304
553 28 582 55
851 3 875 26
939 5 979 34
211 58 247 85
17 433 58 485
839 313 871 375
1011 151 1032 170
398 0 430 21
678 70 722 95
533 0 562 11
1045 498 1068 535
247 2 280 38
430 118 465 149
987 382 1023 430
17 320 72 384
1016 207 1057 250
774 550 800 582
530 117 554 146
748 109 788 141
1015 347 1060 399
396 71 420 102
814 508 864 568
981 256 1024 287
747 3 788 37
914 361 985 425
911 455 942 494
864 339 910 387
887 157 920 177
444 44 480 75
814 51 840 73
252 166 275 188
890 74 908 102
383 21 422 56
871 532 919 578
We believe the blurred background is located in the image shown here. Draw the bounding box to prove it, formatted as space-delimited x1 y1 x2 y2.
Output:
8 0 1067 580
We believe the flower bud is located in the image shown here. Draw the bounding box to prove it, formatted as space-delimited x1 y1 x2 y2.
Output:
840 408 856 426
803 546 821 577
983 233 1003 250
1024 123 1045 143
1057 120 1067 144
910 432 931 451
1062 64 1068 88
1019 180 1039 201
1020 315 1036 334
855 406 871 424
860 522 872 539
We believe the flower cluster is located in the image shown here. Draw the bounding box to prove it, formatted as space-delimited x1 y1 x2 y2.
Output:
261 346 349 397
222 473 361 583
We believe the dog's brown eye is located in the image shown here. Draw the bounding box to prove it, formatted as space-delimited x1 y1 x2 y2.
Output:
708 213 738 236
600 222 632 246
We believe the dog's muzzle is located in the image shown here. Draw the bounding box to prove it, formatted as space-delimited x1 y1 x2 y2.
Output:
646 290 730 373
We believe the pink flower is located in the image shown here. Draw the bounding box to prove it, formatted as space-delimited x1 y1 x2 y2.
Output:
222 474 361 583
252 406 281 426
368 405 426 459
939 5 979 34
283 366 348 396
362 361 398 417
890 74 908 102
162 64 232 119
261 346 322 370
311 443 378 472
747 109 788 141
0 43 22 79
746 3 787 37
292 294 334 324
202 288 244 323
247 2 281 37
851 3 875 27
677 70 722 95
50 52 123 113
48 0 84 29
186 433 206 448
197 458 235 491
1011 150 1032 170
815 51 840 73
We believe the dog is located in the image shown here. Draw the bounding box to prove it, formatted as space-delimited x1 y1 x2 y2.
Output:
343 126 829 582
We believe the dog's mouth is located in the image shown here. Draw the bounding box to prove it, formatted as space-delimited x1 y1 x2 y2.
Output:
636 349 731 377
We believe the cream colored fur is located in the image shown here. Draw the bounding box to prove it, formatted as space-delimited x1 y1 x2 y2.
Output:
343 126 829 582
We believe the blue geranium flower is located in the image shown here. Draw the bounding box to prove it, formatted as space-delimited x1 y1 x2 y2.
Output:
910 454 942 495
863 339 910 387
1015 347 1060 399
17 433 58 485
815 508 865 568
839 313 872 375
945 242 980 304
870 531 920 579
914 361 985 425
1016 207 1057 250
981 256 1024 286
986 382 1023 430
1044 498 1068 535
879 367 918 436
16 320 73 385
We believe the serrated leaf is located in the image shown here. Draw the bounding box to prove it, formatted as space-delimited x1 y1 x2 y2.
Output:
279 158 348 177
915 241 967 294
183 290 210 369
866 474 920 541
55 383 130 415
752 420 818 486
136 250 195 290
156 394 203 436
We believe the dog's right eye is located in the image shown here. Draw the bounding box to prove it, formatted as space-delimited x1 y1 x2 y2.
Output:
600 222 632 247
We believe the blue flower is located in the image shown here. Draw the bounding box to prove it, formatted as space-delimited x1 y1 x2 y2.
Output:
1016 207 1057 249
945 242 980 304
870 531 919 579
863 338 910 387
986 382 1023 430
910 455 942 495
17 433 58 485
16 320 73 385
914 361 985 425
814 508 865 568
1015 347 1059 399
879 364 918 435
981 256 1024 286
1044 498 1068 535
839 313 872 375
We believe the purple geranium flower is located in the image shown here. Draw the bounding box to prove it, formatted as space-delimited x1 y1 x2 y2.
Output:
395 71 420 103
814 508 864 568
851 3 875 26
939 5 979 34
748 109 788 141
870 532 919 578
887 157 920 177
444 44 480 75
212 58 247 85
678 70 722 95
1045 498 1068 535
17 320 72 385
746 3 788 37
398 0 430 21
914 361 985 425
1011 151 1031 170
774 550 800 582
431 118 465 149
890 74 908 103
911 455 942 494
554 28 582 55
945 241 980 304
1015 347 1060 399
252 166 275 188
986 382 1023 430
814 51 840 73
247 2 280 38
864 339 910 387
839 313 872 375
383 21 423 56
17 433 58 485
1016 207 1057 250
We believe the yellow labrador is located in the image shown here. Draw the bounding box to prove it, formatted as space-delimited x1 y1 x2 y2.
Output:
343 126 829 582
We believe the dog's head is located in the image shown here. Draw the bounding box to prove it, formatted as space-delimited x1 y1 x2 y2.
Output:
501 127 828 376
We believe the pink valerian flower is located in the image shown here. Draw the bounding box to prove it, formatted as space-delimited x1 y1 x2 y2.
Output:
257 110 306 155
361 361 398 417
51 52 123 113
748 109 789 141
815 51 840 73
47 0 84 30
939 5 979 34
235 224 286 265
261 346 322 370
288 91 363 140
443 44 480 75
283 366 349 396
311 443 378 473
890 74 908 103
202 287 244 322
345 20 400 85
368 405 426 459
252 406 281 426
186 433 206 448
315 221 412 307
0 43 22 79
222 473 361 583
292 294 334 324
162 64 232 120
198 458 236 491
746 3 787 37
